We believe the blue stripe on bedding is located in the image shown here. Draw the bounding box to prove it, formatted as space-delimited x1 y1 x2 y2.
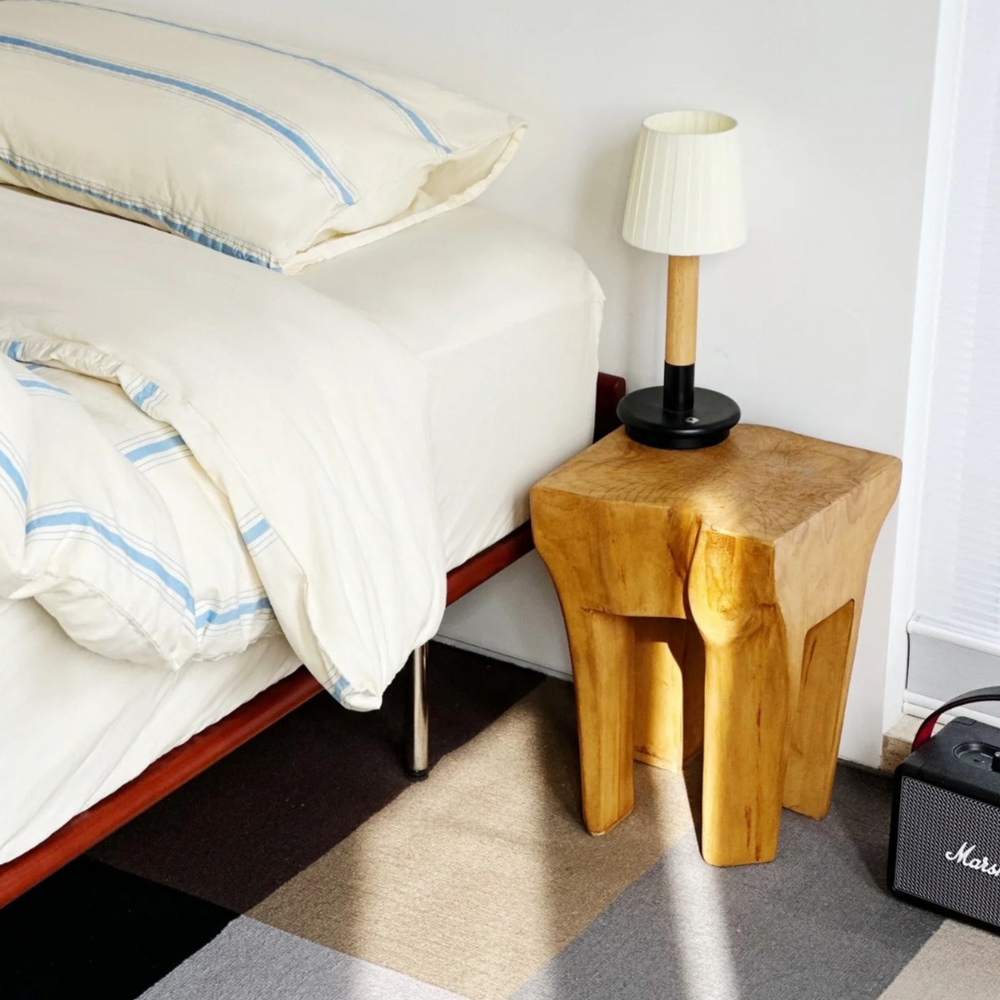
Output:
124 433 186 464
24 509 275 632
25 509 197 613
5 342 22 360
241 518 271 545
31 0 451 153
16 377 70 395
0 447 28 503
129 380 160 409
0 153 279 269
0 33 356 204
196 596 272 629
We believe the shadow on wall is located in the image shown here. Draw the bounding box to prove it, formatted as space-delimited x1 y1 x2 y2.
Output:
568 128 669 385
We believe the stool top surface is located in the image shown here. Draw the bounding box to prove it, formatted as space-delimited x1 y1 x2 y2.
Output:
532 424 901 542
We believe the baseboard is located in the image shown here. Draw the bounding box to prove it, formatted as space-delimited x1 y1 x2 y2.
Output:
434 635 573 683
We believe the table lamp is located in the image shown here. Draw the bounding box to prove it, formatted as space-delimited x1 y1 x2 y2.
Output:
618 110 746 449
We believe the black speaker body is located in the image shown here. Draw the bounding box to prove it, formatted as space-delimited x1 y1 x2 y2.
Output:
889 715 1000 931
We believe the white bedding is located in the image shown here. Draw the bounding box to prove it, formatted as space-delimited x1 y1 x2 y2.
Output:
0 355 282 666
0 200 602 865
296 206 604 570
0 185 446 709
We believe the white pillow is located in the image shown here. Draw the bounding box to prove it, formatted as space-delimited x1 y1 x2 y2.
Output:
0 1 525 272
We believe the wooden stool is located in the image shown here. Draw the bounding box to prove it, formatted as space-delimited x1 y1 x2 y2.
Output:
530 425 901 866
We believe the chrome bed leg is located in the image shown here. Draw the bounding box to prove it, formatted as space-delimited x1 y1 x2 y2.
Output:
406 643 430 779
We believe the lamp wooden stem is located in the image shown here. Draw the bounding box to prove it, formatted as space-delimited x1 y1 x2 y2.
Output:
666 254 700 366
617 250 738 447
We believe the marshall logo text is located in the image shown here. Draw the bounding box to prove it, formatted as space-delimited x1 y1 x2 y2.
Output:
945 842 1000 877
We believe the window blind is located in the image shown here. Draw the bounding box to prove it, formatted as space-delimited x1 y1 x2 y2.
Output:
908 0 1000 704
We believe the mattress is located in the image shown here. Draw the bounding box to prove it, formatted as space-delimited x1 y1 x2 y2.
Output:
296 206 602 570
0 205 601 864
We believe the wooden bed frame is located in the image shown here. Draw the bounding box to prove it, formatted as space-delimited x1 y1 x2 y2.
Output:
0 372 626 908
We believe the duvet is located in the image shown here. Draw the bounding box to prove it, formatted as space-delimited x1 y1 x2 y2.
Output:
0 187 446 709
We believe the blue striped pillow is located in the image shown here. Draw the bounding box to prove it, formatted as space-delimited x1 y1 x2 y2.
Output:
0 1 525 271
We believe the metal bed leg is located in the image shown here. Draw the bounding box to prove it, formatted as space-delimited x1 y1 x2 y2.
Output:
406 643 430 779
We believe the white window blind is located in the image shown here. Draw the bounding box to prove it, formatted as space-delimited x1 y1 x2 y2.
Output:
908 0 1000 703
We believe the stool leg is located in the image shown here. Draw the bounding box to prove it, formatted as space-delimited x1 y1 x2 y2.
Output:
689 533 790 866
633 617 705 771
562 606 636 835
783 598 859 818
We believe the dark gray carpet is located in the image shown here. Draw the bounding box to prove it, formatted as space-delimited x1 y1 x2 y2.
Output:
512 769 941 1000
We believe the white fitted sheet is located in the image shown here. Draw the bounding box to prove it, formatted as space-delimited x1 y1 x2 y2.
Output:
0 206 601 864
296 206 603 570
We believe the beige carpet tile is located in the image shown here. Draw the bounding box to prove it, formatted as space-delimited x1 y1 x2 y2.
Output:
877 918 1000 998
250 679 694 1000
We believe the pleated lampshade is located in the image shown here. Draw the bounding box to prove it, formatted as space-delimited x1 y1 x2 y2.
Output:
622 110 746 257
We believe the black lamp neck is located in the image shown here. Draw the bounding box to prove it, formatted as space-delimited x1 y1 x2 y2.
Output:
663 361 695 414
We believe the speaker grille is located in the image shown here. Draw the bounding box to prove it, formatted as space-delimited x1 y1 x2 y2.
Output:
895 777 1000 927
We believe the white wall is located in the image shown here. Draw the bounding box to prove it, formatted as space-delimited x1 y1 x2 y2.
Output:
142 0 941 765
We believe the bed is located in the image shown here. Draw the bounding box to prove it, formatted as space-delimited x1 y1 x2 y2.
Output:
0 0 615 908
0 193 614 904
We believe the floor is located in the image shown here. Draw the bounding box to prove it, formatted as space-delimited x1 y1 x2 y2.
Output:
2 642 998 999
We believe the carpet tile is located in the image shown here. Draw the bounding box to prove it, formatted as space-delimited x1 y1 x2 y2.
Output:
139 918 471 1000
0 857 237 1000
876 920 1000 998
249 680 692 1000
89 641 542 911
511 768 942 1000
4 644 997 1000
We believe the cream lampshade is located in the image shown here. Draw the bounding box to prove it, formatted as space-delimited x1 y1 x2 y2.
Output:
618 110 746 449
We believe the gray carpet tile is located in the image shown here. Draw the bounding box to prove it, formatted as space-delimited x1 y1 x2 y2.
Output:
139 917 473 1000
513 768 943 1000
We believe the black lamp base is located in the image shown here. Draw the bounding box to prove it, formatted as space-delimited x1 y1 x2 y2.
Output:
617 385 741 450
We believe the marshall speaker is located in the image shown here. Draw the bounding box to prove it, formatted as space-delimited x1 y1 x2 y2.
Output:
889 686 1000 931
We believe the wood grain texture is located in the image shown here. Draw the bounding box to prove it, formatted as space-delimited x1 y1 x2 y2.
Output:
665 255 699 366
561 606 636 834
531 424 901 863
632 618 704 772
783 602 855 817
687 531 789 865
